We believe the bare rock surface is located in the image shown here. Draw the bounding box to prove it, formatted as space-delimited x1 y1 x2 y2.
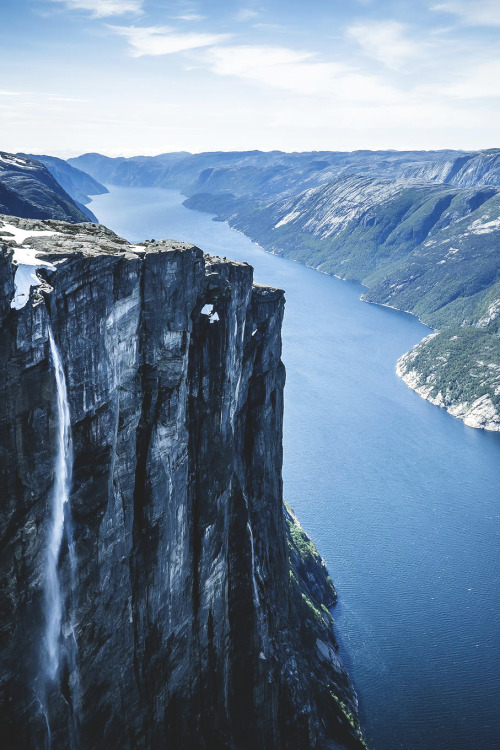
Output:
0 216 364 750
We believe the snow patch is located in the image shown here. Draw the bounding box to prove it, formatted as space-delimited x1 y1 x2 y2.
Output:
0 154 35 168
11 246 56 310
0 222 59 245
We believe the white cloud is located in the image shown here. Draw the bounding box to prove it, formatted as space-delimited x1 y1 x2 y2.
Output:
346 20 421 69
235 9 259 22
173 14 205 22
431 0 500 27
110 25 230 56
205 45 399 102
442 59 500 98
47 0 143 17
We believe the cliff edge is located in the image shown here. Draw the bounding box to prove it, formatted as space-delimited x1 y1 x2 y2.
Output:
0 216 364 750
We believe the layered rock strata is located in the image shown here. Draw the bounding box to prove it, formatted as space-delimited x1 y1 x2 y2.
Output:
0 217 364 750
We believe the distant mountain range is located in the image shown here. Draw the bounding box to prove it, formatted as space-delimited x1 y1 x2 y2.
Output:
2 147 498 431
69 148 500 431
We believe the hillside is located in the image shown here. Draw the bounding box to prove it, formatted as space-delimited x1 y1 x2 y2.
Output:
69 148 500 430
0 152 94 223
24 153 108 211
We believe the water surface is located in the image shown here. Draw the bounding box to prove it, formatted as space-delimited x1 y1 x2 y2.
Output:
91 186 500 750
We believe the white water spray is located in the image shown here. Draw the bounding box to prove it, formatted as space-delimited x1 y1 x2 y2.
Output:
246 521 260 609
45 328 73 681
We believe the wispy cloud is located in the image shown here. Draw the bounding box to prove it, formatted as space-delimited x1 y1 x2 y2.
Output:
205 45 399 102
430 0 500 27
235 9 259 22
110 25 230 56
346 20 421 69
172 13 205 22
46 0 143 17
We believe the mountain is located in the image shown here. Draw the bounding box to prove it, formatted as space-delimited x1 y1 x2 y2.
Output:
0 152 93 222
69 148 463 196
23 153 108 210
72 147 497 432
0 214 365 750
184 172 500 431
401 148 500 188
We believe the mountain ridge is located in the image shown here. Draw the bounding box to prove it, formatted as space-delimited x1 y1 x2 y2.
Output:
68 147 500 431
0 152 96 223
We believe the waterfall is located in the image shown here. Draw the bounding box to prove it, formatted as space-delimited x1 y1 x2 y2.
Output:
41 328 80 748
45 328 73 681
246 521 260 609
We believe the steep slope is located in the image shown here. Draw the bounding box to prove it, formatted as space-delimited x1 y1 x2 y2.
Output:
185 176 500 431
402 149 500 188
185 177 500 325
0 152 92 222
24 153 108 210
0 215 364 750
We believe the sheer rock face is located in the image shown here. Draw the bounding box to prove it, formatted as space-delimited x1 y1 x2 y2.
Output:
0 219 364 750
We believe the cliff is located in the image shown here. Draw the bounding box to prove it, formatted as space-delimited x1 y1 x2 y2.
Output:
0 215 364 750
67 147 500 431
401 148 500 188
0 152 94 223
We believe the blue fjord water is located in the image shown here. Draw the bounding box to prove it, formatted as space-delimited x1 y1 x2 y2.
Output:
91 186 500 750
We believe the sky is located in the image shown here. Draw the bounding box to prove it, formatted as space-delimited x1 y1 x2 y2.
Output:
1 0 499 156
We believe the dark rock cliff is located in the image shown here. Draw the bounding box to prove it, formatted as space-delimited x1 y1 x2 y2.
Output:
0 217 364 750
0 153 93 223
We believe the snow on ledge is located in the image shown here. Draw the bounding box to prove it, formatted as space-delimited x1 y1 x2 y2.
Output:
10 246 56 310
0 222 59 245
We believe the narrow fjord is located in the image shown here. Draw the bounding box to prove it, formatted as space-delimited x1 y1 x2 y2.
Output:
91 185 500 750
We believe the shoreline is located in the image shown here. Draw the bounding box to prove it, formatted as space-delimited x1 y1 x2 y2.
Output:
191 205 497 434
396 349 500 433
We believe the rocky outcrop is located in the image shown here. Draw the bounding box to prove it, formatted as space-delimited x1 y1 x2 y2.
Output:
396 329 500 432
0 216 364 750
401 149 500 188
0 152 92 223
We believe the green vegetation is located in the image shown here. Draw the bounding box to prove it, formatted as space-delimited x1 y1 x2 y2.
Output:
284 503 367 747
398 324 500 415
285 504 336 630
287 507 322 563
186 178 500 428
